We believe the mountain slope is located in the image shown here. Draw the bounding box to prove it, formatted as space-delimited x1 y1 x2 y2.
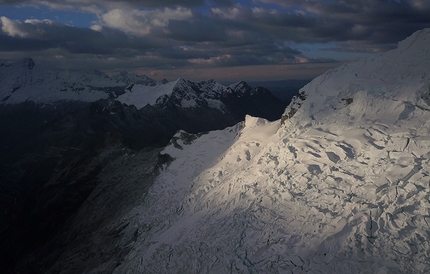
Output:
0 59 287 272
0 59 163 104
36 28 430 273
0 59 285 149
0 59 285 116
281 27 430 131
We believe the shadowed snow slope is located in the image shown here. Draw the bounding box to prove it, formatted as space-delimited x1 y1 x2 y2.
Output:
0 59 154 104
37 29 430 273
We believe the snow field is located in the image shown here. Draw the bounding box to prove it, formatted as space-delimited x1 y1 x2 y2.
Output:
116 80 178 108
111 113 430 273
11 29 427 273
110 29 430 273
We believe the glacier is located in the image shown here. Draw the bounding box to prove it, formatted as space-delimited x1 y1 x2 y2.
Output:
11 28 430 273
0 59 286 272
119 28 430 273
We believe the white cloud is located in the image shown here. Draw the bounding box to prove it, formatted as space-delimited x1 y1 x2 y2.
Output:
411 0 430 9
91 24 103 31
95 7 193 36
24 18 54 25
31 0 106 14
1 16 28 37
1 17 57 38
251 7 278 16
211 6 244 20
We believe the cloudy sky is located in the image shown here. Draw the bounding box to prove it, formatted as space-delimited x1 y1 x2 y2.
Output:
1 0 429 82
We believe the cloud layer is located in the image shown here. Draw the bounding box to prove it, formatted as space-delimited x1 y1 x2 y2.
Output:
1 0 429 81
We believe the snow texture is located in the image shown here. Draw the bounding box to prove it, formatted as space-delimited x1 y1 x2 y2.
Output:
0 60 241 113
116 78 258 110
102 29 430 273
116 79 179 108
0 60 154 105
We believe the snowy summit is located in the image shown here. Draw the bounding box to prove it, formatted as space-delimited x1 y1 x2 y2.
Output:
8 29 430 274
85 28 430 273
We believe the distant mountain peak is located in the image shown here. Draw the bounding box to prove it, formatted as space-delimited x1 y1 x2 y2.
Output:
2 57 35 70
21 57 35 69
115 76 285 113
118 70 129 75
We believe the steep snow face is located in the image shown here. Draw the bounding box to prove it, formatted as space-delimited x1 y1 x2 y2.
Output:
171 78 203 108
102 29 430 273
116 78 204 109
229 80 255 96
116 78 262 110
0 59 159 105
116 79 179 108
281 28 430 133
198 79 228 96
0 59 112 104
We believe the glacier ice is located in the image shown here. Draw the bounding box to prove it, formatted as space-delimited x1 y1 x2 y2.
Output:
19 28 430 273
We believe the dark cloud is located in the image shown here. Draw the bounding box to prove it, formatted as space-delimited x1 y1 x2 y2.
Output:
0 18 168 55
211 0 234 7
166 19 228 42
0 0 205 7
258 0 430 46
112 0 204 7
0 0 430 80
155 46 214 61
0 34 55 51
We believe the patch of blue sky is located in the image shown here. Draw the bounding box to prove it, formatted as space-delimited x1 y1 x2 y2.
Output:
290 42 373 61
1 6 97 28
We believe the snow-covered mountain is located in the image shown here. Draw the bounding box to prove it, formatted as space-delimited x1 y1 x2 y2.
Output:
115 77 279 113
24 28 430 273
0 58 162 104
1 58 105 104
0 57 287 272
110 70 156 86
0 59 280 115
0 56 285 150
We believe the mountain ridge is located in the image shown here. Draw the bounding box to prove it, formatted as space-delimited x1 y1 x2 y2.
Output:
0 58 280 111
41 28 430 273
5 28 430 274
0 57 287 273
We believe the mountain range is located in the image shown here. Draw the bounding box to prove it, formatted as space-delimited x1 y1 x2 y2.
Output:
2 28 430 273
0 59 286 273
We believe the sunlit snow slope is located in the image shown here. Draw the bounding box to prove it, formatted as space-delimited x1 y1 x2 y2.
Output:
76 29 430 273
